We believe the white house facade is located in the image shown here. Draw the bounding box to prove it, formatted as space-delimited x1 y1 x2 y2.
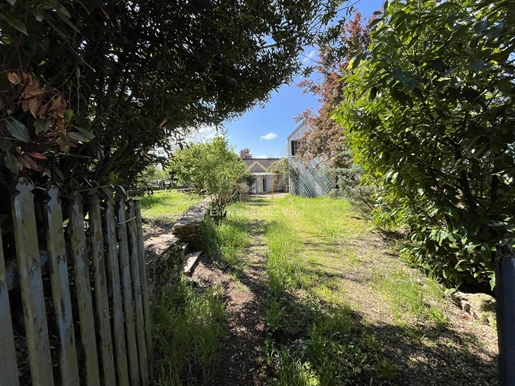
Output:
242 158 285 193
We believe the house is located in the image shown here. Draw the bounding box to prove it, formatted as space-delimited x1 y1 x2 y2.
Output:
242 158 285 193
287 120 334 197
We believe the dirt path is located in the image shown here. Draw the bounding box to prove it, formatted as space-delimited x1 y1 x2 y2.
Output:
190 220 268 386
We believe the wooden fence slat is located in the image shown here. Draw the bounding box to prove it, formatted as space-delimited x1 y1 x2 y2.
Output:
45 187 80 386
135 200 153 373
12 178 54 386
69 192 101 386
89 195 116 384
105 198 130 386
128 203 149 384
117 198 141 385
0 225 20 386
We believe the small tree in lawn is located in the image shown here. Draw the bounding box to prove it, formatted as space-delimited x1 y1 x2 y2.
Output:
170 136 245 218
239 148 253 159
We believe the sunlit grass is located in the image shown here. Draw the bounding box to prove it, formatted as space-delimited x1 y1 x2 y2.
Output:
139 190 204 224
373 268 448 329
201 203 253 269
252 195 395 385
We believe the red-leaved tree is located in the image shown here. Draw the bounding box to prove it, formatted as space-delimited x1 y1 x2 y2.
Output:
296 12 372 169
239 148 253 159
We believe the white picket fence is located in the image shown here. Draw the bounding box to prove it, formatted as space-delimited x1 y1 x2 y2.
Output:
0 178 152 385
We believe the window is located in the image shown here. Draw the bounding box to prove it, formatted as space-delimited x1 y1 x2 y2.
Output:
291 140 302 156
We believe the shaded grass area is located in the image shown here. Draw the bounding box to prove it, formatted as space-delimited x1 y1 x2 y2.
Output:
152 279 226 386
259 216 394 385
151 201 254 386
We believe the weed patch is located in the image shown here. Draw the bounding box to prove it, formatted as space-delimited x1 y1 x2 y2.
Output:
201 204 253 269
373 268 448 329
152 279 226 385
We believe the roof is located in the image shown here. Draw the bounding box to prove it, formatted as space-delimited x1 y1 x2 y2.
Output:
287 119 308 141
242 158 280 173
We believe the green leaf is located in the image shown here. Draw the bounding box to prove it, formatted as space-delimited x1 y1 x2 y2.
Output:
496 79 513 96
469 58 486 72
488 221 506 228
0 138 13 151
68 131 91 143
7 0 17 5
74 126 95 140
350 53 363 69
490 22 503 38
64 109 74 123
481 244 491 262
54 167 65 181
56 6 80 33
369 17 383 29
5 118 31 142
1 12 28 35
5 152 19 174
474 20 487 35
35 119 47 135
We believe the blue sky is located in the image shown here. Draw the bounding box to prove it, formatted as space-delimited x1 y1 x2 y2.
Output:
219 0 384 158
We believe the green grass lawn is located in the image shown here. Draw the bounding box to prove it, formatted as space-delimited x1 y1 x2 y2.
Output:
231 195 495 385
150 194 497 386
139 190 204 225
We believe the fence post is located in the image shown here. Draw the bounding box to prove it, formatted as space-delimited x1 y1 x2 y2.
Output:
89 195 116 384
495 244 515 386
128 202 149 384
12 178 54 386
117 198 141 385
69 191 101 386
105 198 130 385
0 225 20 386
135 200 153 374
46 186 80 385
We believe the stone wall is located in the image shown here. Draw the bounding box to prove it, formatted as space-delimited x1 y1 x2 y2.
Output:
171 197 211 250
145 234 185 301
144 197 211 300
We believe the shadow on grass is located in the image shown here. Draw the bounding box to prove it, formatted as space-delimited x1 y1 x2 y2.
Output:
202 207 498 386
196 218 280 386
261 276 497 386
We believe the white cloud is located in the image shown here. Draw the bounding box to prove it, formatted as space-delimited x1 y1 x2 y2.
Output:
255 155 268 159
186 125 218 142
260 132 278 141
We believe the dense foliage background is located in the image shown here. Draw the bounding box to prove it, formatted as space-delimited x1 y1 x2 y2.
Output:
338 0 515 291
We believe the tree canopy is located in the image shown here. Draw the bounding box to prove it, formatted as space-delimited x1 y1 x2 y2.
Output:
239 148 253 159
297 11 371 170
0 0 341 195
338 0 515 291
169 136 245 215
